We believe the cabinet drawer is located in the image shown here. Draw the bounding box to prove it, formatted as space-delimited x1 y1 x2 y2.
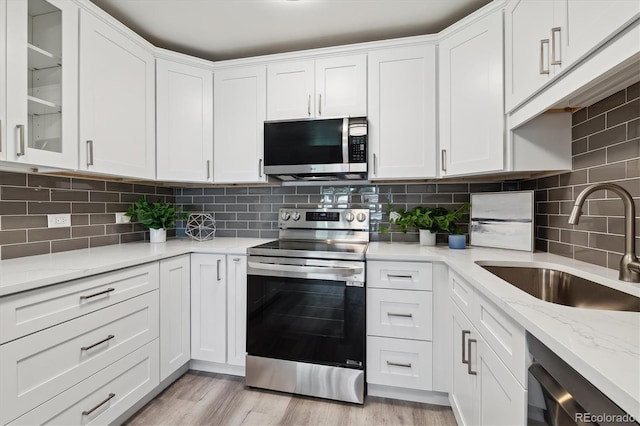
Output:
367 288 432 341
10 340 159 426
450 269 475 315
0 263 159 344
475 297 526 387
368 261 433 291
0 291 159 425
367 336 432 391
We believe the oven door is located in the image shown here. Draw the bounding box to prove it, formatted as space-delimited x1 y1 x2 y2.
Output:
246 256 365 369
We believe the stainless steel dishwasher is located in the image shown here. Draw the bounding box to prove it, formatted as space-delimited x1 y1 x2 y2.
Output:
527 334 638 425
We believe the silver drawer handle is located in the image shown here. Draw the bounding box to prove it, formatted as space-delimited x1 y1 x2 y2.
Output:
82 393 115 416
462 330 471 364
81 334 115 351
468 338 477 375
80 287 115 300
387 312 413 318
387 361 412 368
387 274 412 279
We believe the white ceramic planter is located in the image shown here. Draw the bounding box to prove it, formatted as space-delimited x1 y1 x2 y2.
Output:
149 228 167 243
419 230 437 246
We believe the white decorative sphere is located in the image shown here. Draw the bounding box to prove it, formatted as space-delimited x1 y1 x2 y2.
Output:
185 213 216 241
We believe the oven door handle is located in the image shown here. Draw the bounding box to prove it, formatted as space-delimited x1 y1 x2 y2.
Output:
248 261 363 276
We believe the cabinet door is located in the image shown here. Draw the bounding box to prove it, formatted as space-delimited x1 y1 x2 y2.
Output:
213 65 267 183
191 253 226 363
504 0 555 112
368 44 436 179
450 304 476 426
476 335 527 426
226 255 247 367
315 54 367 118
565 0 640 67
439 10 504 176
156 59 213 182
159 255 191 381
266 60 314 120
78 10 155 179
5 0 78 169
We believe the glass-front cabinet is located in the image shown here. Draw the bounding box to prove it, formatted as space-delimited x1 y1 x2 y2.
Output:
5 0 78 168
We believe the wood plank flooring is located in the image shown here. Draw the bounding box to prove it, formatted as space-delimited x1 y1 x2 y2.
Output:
125 371 457 426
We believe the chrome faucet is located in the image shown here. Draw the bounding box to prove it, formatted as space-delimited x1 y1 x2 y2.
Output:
568 183 640 283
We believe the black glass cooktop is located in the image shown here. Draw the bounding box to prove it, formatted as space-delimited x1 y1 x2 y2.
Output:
248 240 367 260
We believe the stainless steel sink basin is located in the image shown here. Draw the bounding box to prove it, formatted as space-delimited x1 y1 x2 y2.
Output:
478 264 640 312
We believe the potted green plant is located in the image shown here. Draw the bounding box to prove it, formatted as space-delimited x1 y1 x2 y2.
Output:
386 206 447 246
432 203 470 249
125 197 188 243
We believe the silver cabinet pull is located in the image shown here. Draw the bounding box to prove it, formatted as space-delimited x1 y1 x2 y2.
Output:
387 361 412 368
258 158 263 178
462 330 471 364
373 153 378 176
387 274 412 279
467 338 477 375
387 312 413 318
87 140 94 166
308 94 311 116
80 287 115 300
217 259 222 281
81 334 115 351
233 257 240 262
551 27 562 65
207 160 211 180
16 124 25 156
82 393 115 416
539 39 550 75
441 149 447 172
318 94 322 116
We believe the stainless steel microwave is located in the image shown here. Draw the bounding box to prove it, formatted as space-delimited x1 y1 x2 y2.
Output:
263 117 367 181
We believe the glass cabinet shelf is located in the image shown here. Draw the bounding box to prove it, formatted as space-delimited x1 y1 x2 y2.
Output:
28 95 60 115
27 43 60 70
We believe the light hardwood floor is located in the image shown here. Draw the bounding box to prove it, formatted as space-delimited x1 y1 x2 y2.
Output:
125 371 457 426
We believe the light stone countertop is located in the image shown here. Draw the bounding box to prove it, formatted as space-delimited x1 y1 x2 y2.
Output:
0 238 273 297
367 242 640 420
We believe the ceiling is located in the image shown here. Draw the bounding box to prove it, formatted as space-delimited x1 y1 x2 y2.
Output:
89 0 491 61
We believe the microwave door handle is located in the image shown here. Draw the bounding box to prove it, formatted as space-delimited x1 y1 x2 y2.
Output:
248 261 363 276
342 117 349 165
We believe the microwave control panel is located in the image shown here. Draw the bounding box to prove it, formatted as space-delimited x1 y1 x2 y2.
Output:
349 135 367 163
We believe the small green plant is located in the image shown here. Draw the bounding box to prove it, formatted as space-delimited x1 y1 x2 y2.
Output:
383 203 470 234
125 197 188 230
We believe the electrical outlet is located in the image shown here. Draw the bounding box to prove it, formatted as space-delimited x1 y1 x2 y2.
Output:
115 212 130 224
47 214 71 228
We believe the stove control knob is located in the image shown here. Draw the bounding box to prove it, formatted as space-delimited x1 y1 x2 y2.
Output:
291 211 301 221
345 212 355 222
281 211 291 221
356 212 367 222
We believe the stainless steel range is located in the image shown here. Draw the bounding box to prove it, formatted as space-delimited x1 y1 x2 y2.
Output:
246 208 369 404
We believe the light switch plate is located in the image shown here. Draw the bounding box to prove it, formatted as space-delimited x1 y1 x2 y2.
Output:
47 214 71 228
115 212 130 224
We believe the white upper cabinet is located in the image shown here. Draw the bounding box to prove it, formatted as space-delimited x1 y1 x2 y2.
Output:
266 54 366 120
5 0 78 169
156 59 213 183
214 65 267 184
564 0 640 66
439 9 504 177
504 0 557 112
367 44 437 180
78 9 155 179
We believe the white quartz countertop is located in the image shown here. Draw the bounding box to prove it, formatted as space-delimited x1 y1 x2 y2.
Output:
367 242 640 420
0 238 272 297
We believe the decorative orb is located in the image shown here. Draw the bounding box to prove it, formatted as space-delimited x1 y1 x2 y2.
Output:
185 213 216 241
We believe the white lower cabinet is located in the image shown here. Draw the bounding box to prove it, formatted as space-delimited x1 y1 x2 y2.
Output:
367 336 432 391
9 340 159 426
449 271 527 426
159 255 191 381
190 253 247 373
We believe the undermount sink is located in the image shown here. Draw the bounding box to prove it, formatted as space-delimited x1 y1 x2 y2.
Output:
477 264 640 313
